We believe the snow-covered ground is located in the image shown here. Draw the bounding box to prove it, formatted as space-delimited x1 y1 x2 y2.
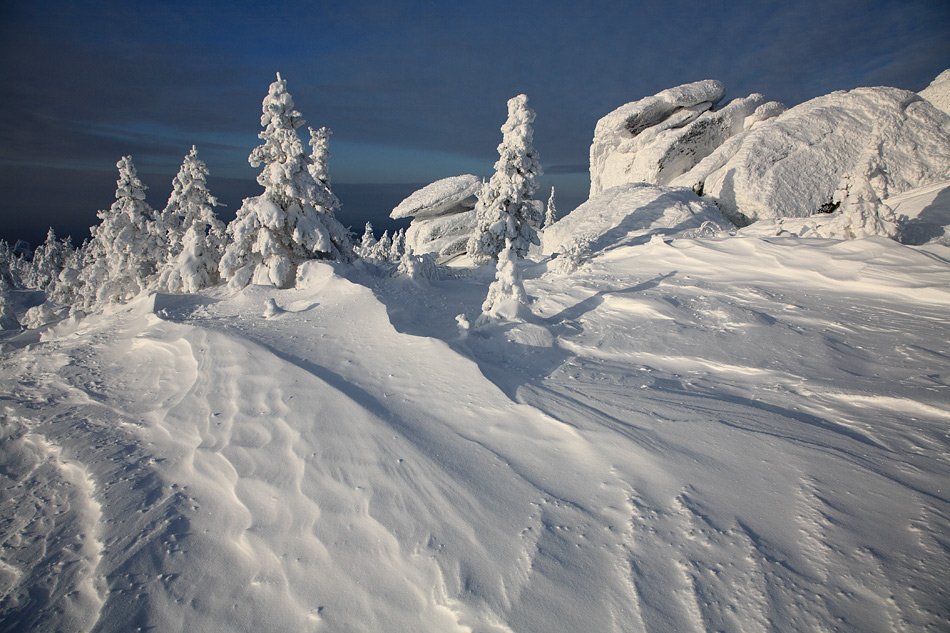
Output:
2 226 948 631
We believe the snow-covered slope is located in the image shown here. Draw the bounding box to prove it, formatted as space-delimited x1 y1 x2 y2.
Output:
2 230 948 632
920 68 950 116
542 182 729 256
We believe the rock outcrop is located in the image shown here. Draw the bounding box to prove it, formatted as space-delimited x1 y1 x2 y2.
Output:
391 175 481 258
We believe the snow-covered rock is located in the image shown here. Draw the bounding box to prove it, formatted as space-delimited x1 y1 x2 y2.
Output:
589 81 785 195
391 175 482 258
542 183 729 257
919 68 950 117
391 174 481 220
405 210 475 258
671 86 950 230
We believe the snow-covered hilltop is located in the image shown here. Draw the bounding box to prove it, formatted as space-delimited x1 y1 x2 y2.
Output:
1 70 949 633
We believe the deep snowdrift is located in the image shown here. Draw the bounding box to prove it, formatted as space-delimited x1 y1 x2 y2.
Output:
2 230 948 632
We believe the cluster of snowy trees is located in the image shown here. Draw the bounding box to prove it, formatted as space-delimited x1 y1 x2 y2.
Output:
1 75 555 330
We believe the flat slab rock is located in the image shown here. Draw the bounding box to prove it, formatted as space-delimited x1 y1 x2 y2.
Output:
390 174 481 220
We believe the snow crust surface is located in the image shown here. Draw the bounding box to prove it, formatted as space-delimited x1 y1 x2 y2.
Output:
3 228 948 632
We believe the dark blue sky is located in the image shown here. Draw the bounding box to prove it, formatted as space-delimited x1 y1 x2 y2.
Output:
1 0 947 246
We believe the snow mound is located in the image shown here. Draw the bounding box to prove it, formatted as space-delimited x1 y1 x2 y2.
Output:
542 183 729 257
390 174 481 220
590 81 785 195
671 86 950 229
919 68 950 116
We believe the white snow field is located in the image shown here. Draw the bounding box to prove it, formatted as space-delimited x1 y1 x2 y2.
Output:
2 223 949 632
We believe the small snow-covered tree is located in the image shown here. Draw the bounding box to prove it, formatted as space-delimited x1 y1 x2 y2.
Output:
356 222 378 258
467 94 543 263
220 74 352 288
0 277 20 330
308 126 341 215
27 228 67 291
389 228 406 261
544 186 558 228
476 238 529 326
155 146 226 293
76 156 162 309
49 239 85 307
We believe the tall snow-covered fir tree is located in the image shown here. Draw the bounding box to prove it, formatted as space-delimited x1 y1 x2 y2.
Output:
155 146 227 293
467 94 543 263
308 126 341 215
544 186 558 228
75 156 162 309
220 74 352 288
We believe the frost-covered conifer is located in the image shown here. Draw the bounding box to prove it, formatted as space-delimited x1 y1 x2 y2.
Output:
220 74 352 288
0 277 20 330
27 228 67 291
77 156 162 309
476 238 529 325
367 230 392 261
50 240 85 306
356 222 378 258
544 186 558 228
467 94 543 263
155 147 226 293
308 126 341 215
389 228 406 261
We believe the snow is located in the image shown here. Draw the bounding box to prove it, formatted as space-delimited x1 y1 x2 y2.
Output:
671 86 950 227
919 68 950 116
3 225 949 631
542 182 729 256
390 174 481 220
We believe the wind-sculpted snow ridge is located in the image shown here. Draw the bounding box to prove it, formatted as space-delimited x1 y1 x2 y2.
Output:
2 232 949 631
541 182 730 258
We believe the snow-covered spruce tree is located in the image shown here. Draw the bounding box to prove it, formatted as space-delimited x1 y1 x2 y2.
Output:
28 227 68 292
220 74 352 288
49 239 85 307
476 237 529 326
467 94 543 263
0 277 20 330
155 146 226 293
76 156 163 309
544 186 558 228
308 126 341 215
356 221 378 258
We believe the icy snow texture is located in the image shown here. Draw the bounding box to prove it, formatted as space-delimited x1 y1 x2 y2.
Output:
671 86 950 227
391 174 481 220
542 182 729 257
468 94 543 262
919 68 950 116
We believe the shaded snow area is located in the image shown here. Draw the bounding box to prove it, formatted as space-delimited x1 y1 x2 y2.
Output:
2 228 949 631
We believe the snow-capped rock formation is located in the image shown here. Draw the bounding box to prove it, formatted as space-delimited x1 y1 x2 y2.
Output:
920 68 950 116
589 80 785 196
391 174 481 258
542 182 729 257
671 86 950 231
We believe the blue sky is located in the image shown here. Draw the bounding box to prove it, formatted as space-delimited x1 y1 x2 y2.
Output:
1 0 947 245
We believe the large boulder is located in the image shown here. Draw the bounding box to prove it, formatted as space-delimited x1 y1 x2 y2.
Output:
391 174 481 220
588 80 785 196
542 183 729 257
391 175 482 258
671 86 950 229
